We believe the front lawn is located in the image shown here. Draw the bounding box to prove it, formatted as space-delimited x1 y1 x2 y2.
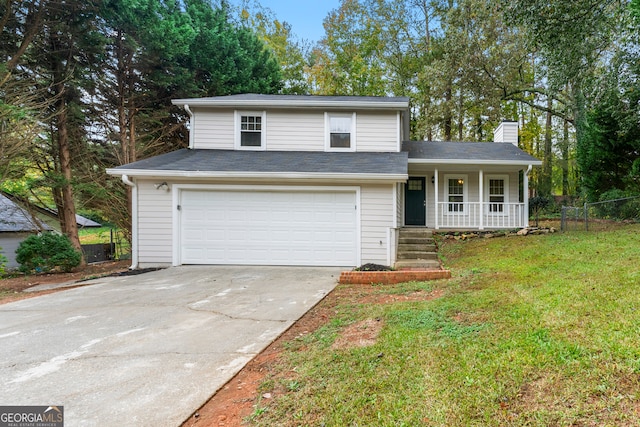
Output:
248 224 640 426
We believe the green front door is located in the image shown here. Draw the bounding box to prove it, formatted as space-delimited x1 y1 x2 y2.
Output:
405 177 426 226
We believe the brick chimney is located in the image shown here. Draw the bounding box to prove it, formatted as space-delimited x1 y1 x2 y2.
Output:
493 121 518 146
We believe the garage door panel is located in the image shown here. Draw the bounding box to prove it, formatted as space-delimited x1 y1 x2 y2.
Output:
179 189 357 266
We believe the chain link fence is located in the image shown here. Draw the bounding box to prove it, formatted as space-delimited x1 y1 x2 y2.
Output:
561 196 640 231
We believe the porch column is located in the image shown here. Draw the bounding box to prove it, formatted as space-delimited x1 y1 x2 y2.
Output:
524 165 532 228
479 169 484 230
434 168 439 229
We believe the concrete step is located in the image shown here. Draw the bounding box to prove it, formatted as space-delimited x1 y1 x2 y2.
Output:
398 228 434 237
398 237 435 245
396 228 440 268
396 251 439 261
394 259 441 270
398 243 437 252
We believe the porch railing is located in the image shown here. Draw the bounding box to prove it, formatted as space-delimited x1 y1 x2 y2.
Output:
436 202 526 229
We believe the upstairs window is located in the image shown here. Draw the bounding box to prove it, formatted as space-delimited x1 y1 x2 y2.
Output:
235 111 266 150
325 113 356 151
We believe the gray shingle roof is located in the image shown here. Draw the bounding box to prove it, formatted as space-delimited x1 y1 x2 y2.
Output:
75 214 102 228
402 141 542 165
172 94 410 109
0 194 51 233
110 149 408 175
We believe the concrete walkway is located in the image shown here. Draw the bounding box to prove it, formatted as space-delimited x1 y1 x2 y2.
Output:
0 266 342 426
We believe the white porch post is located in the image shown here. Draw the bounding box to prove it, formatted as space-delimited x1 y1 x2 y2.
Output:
524 165 532 228
434 169 439 229
479 169 484 230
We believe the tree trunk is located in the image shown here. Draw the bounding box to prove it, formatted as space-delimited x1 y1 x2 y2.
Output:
443 80 452 141
55 91 85 265
458 90 464 141
562 118 570 196
51 33 85 266
540 96 553 196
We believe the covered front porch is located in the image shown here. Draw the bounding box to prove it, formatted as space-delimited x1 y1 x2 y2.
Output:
403 169 531 230
400 140 542 231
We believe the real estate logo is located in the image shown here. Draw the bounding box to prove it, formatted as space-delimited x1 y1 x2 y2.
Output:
0 406 63 427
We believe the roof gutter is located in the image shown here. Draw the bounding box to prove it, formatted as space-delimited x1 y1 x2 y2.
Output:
172 99 409 110
408 158 543 167
120 175 138 270
108 169 408 183
183 104 194 149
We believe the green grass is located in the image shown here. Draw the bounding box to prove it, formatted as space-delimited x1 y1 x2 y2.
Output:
249 224 640 426
78 226 116 244
78 226 130 259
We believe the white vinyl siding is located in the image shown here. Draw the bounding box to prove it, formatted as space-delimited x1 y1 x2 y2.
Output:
266 110 324 151
396 182 404 229
137 180 173 265
493 121 519 145
133 180 397 267
360 184 395 265
190 108 401 152
192 109 234 149
508 172 519 202
357 112 399 152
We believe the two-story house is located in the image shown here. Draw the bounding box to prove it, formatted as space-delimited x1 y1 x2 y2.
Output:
107 94 541 269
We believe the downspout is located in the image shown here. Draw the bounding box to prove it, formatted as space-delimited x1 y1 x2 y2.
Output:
524 165 532 228
479 169 484 230
184 104 194 149
434 169 439 229
121 174 138 270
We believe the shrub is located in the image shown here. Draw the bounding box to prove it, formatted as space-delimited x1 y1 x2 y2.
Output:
529 196 551 227
16 233 82 274
0 249 6 276
596 189 640 220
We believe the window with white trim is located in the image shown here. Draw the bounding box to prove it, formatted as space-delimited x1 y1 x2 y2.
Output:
485 175 509 214
235 111 266 149
445 176 467 213
325 112 356 151
489 179 505 212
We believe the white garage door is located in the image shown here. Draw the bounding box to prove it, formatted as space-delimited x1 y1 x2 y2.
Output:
179 189 358 266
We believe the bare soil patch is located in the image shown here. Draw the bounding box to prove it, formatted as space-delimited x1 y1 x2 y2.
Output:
331 318 384 350
0 260 131 304
359 287 444 305
182 283 443 427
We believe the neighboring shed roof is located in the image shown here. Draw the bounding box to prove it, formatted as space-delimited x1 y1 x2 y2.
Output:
402 141 542 166
74 214 102 228
0 194 51 233
1 192 101 230
172 94 410 110
108 149 408 180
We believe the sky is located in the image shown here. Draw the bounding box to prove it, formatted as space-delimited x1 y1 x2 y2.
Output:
234 0 343 43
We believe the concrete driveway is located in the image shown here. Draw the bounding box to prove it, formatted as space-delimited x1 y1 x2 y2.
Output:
0 266 342 426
